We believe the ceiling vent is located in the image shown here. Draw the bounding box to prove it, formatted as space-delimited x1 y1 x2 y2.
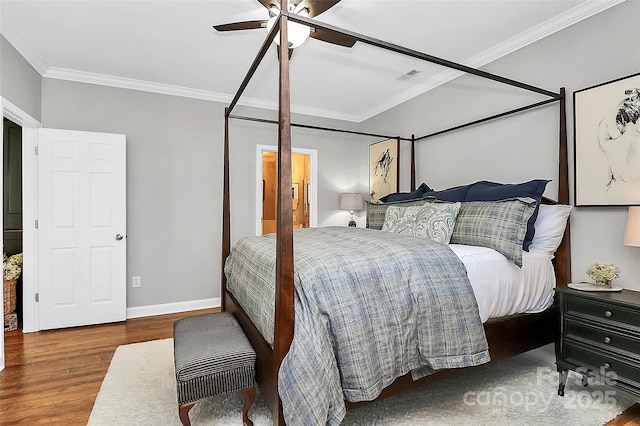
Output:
398 68 422 81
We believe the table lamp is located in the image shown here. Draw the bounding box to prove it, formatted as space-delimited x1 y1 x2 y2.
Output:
340 193 364 227
623 206 640 247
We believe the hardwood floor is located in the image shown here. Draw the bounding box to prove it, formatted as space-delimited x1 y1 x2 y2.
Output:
0 308 218 425
1 307 638 425
607 403 640 426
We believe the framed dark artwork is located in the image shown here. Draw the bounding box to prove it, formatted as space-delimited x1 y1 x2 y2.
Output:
574 73 640 206
292 183 299 209
369 138 399 204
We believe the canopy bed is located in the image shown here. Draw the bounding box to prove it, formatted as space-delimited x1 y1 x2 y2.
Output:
221 4 570 425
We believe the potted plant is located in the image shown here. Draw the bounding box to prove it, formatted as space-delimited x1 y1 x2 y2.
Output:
3 253 22 316
586 262 620 288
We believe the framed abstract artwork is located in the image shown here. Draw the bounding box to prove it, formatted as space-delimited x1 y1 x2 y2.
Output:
369 138 399 204
574 73 640 206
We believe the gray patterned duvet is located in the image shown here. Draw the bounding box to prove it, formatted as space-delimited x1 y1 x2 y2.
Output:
224 226 490 425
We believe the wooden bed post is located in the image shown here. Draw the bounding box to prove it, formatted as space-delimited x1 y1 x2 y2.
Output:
558 88 569 206
273 3 295 424
221 108 231 311
410 134 416 192
555 87 571 286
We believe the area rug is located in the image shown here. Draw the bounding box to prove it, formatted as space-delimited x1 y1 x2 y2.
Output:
88 339 636 425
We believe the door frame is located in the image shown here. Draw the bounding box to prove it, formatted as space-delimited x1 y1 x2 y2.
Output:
2 97 42 335
255 145 318 236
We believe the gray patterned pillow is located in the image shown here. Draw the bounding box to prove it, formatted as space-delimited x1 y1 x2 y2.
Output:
382 202 461 244
367 199 431 230
450 197 536 267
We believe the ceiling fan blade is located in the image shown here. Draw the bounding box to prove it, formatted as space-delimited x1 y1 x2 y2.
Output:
310 27 356 48
257 0 280 11
299 0 341 18
213 20 268 32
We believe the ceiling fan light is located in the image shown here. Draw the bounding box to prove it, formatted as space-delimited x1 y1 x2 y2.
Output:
267 15 310 48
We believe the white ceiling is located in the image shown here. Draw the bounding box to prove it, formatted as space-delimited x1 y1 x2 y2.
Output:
0 0 623 122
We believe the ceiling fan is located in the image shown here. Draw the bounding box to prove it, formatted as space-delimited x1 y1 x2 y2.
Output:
213 0 357 50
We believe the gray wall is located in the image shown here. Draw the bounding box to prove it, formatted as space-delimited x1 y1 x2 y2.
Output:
41 81 369 308
227 106 371 243
362 1 640 291
1 35 42 121
42 80 223 307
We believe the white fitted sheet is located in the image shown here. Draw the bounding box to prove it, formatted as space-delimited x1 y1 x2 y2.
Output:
449 244 556 323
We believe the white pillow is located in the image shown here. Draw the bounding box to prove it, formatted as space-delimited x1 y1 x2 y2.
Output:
530 204 573 252
382 202 461 244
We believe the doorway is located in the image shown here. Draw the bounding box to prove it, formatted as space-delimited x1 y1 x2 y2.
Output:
3 118 23 333
261 152 309 234
256 145 317 235
1 97 125 335
1 97 40 370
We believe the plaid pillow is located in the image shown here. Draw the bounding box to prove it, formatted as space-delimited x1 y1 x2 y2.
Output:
366 199 432 230
450 198 536 267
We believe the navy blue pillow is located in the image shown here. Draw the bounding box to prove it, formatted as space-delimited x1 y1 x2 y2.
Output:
380 182 431 202
465 179 550 251
421 184 473 202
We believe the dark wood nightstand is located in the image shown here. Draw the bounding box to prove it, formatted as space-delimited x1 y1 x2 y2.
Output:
556 287 640 397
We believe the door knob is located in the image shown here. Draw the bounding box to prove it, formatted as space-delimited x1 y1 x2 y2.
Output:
115 234 124 241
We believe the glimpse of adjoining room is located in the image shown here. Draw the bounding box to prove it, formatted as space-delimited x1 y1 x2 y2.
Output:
3 118 23 333
261 151 310 235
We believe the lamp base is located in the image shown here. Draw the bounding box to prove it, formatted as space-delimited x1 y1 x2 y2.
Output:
348 220 356 227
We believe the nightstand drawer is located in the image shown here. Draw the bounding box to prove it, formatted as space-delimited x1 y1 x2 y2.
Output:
567 296 640 328
565 342 640 386
565 319 640 359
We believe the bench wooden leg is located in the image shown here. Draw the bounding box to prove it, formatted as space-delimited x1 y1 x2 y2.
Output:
178 401 196 426
239 387 255 426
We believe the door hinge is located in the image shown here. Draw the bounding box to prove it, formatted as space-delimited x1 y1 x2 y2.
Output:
35 219 39 229
34 146 39 155
35 293 39 303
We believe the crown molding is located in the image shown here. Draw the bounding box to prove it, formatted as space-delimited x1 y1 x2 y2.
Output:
356 0 626 122
43 67 362 122
0 11 49 75
44 67 233 102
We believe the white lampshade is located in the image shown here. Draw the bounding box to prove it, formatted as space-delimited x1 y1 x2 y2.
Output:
267 15 310 49
623 206 640 247
340 193 364 211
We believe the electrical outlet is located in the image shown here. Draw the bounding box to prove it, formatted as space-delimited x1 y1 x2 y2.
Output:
132 276 141 288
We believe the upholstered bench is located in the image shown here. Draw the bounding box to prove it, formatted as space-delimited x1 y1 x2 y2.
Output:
173 312 256 426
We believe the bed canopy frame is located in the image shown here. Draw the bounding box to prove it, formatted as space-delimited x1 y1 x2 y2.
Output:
222 5 570 424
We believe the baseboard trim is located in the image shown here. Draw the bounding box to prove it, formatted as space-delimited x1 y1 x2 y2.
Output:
126 298 221 319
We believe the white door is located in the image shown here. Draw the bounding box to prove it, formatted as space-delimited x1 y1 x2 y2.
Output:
37 129 126 330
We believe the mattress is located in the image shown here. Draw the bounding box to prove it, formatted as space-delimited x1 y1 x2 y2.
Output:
449 244 556 323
